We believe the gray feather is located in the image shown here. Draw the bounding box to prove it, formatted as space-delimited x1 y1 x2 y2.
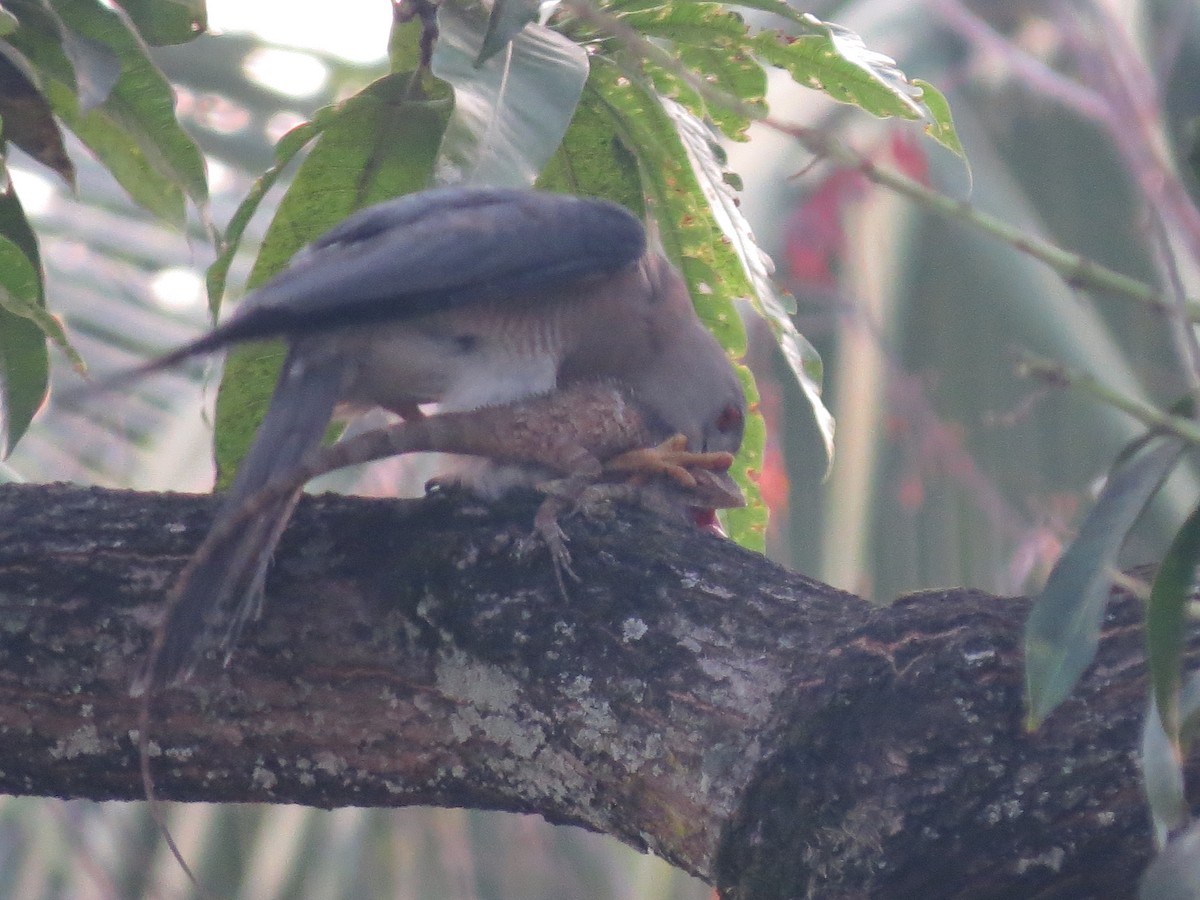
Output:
146 347 345 686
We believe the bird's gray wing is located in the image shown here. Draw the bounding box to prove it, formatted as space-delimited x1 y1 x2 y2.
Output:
162 188 646 363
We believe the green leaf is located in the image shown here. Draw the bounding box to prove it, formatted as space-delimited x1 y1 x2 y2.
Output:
637 7 760 69
206 113 336 316
0 233 77 363
0 156 40 265
1142 693 1187 851
609 0 804 22
41 0 208 224
590 67 746 348
662 95 832 472
3 0 76 93
587 62 766 547
1147 502 1200 745
475 0 538 66
543 55 777 547
913 78 965 158
1025 434 1186 727
537 84 644 212
246 78 450 289
0 163 45 453
617 2 765 139
112 0 205 45
217 49 452 486
0 186 80 371
0 302 45 456
753 16 927 122
1141 673 1200 850
722 363 766 548
213 340 287 490
0 170 81 369
59 17 120 109
0 43 75 185
706 0 807 23
0 4 19 36
432 3 587 187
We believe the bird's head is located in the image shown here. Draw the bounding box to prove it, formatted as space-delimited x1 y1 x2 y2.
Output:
642 325 746 455
631 255 747 456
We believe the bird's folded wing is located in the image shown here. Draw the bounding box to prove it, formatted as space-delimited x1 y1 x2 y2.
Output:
223 187 648 340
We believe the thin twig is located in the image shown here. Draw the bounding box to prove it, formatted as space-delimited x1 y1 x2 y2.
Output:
772 119 1200 320
1020 356 1200 445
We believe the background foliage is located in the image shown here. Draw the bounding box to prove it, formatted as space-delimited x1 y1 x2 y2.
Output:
3 0 1200 897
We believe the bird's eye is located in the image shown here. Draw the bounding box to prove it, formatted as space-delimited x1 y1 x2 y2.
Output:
715 404 743 434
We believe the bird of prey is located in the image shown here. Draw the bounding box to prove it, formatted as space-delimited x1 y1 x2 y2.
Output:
141 381 746 693
136 186 746 687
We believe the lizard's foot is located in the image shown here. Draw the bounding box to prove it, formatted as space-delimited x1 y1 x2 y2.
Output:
532 493 580 593
520 476 635 595
519 445 744 597
603 434 735 489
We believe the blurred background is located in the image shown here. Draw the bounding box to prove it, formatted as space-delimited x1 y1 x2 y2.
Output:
4 0 1199 896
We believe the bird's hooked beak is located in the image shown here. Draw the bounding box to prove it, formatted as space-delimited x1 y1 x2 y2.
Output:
682 466 745 535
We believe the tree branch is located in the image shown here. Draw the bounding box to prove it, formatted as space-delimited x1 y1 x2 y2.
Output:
0 483 1168 898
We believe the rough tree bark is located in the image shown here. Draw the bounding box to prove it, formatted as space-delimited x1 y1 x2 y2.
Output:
0 482 1169 898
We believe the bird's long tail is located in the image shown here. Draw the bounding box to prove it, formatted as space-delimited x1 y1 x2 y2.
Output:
134 347 345 693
